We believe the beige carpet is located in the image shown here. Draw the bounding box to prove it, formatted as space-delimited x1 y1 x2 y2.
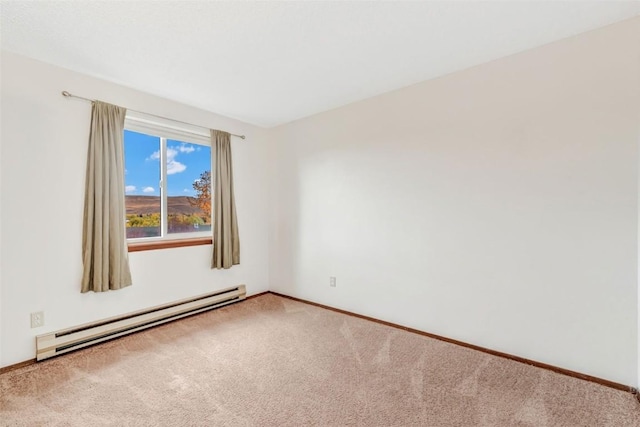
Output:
1 293 638 426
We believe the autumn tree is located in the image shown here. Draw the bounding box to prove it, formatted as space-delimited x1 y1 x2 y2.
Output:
190 170 211 221
126 213 161 227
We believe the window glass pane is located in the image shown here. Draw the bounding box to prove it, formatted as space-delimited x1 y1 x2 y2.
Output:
124 130 161 239
166 140 212 235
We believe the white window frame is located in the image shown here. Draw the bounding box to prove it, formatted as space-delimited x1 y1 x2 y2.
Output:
124 111 212 243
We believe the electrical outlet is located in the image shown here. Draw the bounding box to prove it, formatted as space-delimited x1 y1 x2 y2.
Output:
330 277 336 287
30 311 44 328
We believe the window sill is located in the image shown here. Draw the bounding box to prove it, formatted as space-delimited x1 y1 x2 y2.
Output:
128 237 212 252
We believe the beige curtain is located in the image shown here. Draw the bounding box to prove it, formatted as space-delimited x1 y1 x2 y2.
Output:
211 129 240 268
81 101 132 293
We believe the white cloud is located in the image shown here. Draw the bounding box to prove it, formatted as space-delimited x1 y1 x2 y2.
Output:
148 148 186 175
167 160 186 175
177 144 195 154
143 187 155 193
125 185 136 193
183 188 190 193
166 148 186 175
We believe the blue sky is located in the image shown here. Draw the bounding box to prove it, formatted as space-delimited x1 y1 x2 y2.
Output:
124 130 211 197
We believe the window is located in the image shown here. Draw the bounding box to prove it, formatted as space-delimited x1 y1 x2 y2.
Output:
123 113 212 245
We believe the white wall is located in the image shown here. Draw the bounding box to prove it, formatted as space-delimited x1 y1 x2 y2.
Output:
0 52 270 367
269 18 640 386
0 58 3 365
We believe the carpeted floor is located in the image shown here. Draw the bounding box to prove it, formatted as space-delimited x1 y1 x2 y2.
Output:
1 293 638 426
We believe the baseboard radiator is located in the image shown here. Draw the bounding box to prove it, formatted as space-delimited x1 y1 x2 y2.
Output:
36 284 246 361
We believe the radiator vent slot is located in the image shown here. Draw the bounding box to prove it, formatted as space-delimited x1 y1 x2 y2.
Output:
36 285 246 361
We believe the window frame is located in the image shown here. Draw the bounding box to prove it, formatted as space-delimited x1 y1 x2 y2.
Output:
124 112 213 250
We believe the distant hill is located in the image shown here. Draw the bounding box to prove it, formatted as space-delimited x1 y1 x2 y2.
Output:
125 195 206 216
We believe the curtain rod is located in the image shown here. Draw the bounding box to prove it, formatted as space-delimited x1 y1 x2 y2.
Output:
61 91 246 139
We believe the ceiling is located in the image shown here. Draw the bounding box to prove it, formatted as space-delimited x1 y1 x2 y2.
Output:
1 1 638 128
